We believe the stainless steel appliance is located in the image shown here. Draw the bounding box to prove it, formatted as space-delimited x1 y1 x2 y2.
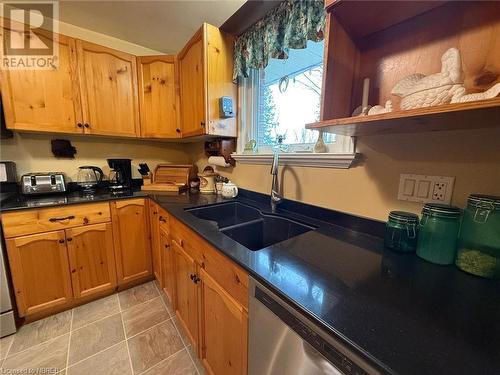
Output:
107 159 132 191
1 239 16 337
249 278 380 375
21 173 66 195
76 166 104 194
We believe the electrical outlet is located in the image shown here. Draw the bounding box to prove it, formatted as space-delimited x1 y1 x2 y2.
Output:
398 174 455 204
432 182 447 201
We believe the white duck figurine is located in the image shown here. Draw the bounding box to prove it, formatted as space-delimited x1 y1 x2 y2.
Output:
391 48 464 110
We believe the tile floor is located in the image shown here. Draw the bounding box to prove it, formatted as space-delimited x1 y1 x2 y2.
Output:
0 281 205 375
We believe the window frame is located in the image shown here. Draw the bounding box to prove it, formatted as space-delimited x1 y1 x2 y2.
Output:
233 68 356 168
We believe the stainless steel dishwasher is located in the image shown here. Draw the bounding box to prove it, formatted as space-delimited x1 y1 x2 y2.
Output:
249 278 381 375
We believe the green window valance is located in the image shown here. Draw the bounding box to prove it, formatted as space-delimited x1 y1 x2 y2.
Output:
233 0 326 80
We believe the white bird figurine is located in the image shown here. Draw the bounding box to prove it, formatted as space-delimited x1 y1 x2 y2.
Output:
391 48 464 110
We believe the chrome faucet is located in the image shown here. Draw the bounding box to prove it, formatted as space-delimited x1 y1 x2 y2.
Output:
270 151 282 213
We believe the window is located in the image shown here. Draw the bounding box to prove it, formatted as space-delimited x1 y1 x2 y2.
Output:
257 40 333 150
237 40 355 162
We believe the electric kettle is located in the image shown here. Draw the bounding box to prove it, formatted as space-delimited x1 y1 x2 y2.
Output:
77 166 104 193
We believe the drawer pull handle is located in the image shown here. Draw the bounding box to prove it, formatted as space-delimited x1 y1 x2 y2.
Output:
49 215 75 222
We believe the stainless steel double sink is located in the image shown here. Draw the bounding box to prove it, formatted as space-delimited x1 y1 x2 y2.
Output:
185 202 315 251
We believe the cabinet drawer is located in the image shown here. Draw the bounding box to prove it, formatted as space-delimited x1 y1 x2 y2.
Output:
170 217 203 263
2 202 111 238
201 243 249 309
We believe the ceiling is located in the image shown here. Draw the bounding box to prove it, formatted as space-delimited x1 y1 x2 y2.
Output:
58 0 246 53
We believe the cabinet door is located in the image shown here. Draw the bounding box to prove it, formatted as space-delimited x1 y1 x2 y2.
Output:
200 268 248 375
149 201 162 284
66 223 117 299
160 228 175 305
76 39 140 137
206 24 238 137
172 239 199 351
5 231 73 317
0 30 83 134
178 27 206 137
111 199 152 285
137 56 180 138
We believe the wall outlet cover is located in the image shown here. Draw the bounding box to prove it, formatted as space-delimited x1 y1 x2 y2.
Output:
398 174 455 204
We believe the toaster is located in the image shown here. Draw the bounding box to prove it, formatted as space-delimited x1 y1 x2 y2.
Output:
21 173 67 195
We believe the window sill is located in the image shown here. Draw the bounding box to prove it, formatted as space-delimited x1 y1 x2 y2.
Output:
230 153 358 168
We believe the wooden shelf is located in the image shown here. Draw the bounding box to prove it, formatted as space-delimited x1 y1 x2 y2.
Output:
325 0 448 41
306 98 500 136
318 1 500 137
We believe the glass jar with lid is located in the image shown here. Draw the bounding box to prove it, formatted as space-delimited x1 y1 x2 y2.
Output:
416 203 461 265
384 211 419 253
455 195 500 279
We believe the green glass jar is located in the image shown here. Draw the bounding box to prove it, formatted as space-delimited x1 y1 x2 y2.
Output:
416 203 461 265
456 195 500 279
384 211 419 253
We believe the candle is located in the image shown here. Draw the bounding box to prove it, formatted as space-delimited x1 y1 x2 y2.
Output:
362 78 370 113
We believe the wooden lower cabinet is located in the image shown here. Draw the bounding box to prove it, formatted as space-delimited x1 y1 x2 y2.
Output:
169 217 249 375
111 199 152 285
172 239 200 351
149 201 162 285
200 268 248 375
160 227 175 304
5 231 73 317
66 223 117 299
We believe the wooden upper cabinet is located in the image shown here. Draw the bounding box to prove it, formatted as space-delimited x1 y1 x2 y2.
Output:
5 231 73 317
66 223 117 299
178 23 237 138
76 40 140 137
178 27 206 137
200 268 248 375
172 239 200 352
0 31 83 134
111 198 152 285
205 24 237 137
137 55 180 138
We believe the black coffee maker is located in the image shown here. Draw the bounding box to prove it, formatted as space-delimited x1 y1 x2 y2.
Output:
107 159 132 191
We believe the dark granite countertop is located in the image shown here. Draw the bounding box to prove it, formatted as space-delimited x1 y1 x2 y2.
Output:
0 189 149 211
1 189 499 374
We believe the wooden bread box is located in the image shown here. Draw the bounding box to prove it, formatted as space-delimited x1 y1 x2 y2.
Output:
141 164 195 193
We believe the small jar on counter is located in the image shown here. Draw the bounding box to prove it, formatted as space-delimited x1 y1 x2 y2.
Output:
456 195 500 279
416 203 461 265
384 211 419 253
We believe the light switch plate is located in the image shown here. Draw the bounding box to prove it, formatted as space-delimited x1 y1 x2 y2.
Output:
398 174 455 204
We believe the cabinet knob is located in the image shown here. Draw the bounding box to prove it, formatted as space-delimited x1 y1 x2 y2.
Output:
176 128 181 133
77 123 83 128
165 244 170 249
58 239 65 243
200 121 205 128
159 216 167 223
67 238 73 242
193 275 200 284
84 123 90 128
190 274 195 281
